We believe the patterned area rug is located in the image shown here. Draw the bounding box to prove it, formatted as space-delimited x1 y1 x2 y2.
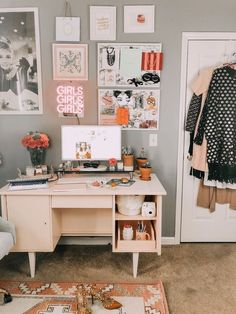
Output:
0 281 169 314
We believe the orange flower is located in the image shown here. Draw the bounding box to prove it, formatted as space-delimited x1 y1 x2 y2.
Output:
21 131 50 149
108 158 117 166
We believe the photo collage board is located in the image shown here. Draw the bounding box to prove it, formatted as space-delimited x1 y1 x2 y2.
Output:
97 43 162 130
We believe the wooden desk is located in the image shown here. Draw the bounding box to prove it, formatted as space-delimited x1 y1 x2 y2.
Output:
0 173 166 278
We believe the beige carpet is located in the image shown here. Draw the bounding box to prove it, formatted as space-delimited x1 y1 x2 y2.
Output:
1 244 236 313
0 281 169 314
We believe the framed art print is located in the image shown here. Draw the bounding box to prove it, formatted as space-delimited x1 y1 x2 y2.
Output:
0 7 43 114
124 5 155 33
98 89 160 130
53 44 88 80
90 6 116 41
56 17 80 42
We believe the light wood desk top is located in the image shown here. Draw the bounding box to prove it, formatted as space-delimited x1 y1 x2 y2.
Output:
0 173 166 196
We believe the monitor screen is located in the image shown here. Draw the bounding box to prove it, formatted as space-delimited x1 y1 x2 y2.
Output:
61 125 121 161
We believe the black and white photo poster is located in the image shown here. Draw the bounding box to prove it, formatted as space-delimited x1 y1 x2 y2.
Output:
0 7 43 114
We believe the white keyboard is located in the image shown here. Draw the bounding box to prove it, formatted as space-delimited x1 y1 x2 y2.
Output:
8 182 49 191
57 176 113 185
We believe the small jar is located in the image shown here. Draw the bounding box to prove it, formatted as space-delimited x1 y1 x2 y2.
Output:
122 224 133 240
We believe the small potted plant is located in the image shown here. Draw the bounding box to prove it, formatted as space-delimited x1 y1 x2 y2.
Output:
136 147 148 170
140 161 152 181
122 145 134 171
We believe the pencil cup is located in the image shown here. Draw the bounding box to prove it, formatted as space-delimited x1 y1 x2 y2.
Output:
136 231 151 240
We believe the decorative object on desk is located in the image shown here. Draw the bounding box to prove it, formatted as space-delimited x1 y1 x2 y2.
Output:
122 224 134 240
21 131 49 166
136 147 148 170
108 158 117 171
0 280 169 314
122 145 134 171
117 161 124 171
140 162 152 181
142 202 156 217
116 195 145 216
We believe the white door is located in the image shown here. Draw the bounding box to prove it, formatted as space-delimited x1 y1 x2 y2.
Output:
180 33 236 242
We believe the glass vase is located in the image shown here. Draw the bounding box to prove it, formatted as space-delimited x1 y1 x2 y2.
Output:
29 148 46 166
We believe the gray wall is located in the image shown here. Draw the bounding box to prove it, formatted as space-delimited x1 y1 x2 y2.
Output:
0 0 236 237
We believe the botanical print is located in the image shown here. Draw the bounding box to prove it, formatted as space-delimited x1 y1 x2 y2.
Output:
53 44 88 80
0 8 43 114
98 89 160 130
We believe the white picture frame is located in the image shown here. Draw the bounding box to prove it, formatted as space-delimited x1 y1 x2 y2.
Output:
52 44 88 80
124 5 155 33
0 7 43 114
56 17 80 42
90 6 116 41
97 43 162 88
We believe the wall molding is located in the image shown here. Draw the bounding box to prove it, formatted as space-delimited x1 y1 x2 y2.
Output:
59 236 177 246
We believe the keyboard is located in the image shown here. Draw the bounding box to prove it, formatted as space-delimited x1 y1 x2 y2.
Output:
57 176 113 185
8 180 49 191
7 176 50 184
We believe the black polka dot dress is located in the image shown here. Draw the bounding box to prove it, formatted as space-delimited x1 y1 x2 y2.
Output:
194 66 236 183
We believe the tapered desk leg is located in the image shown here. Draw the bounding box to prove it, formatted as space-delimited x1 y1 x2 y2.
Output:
28 252 36 278
132 252 139 278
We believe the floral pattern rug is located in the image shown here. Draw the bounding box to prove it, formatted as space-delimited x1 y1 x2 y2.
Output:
0 281 169 314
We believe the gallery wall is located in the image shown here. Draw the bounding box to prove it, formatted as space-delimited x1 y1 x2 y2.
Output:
0 0 236 237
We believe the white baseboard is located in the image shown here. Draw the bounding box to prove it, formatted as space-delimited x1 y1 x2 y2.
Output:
161 237 178 245
59 236 178 246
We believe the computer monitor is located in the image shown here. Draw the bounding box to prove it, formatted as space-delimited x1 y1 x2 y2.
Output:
61 125 121 161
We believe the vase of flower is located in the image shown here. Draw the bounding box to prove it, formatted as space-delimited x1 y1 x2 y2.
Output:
29 147 46 166
21 131 50 167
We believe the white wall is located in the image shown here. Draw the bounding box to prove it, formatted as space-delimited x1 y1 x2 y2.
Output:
0 0 236 237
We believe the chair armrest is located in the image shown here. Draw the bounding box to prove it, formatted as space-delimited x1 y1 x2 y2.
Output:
0 217 16 244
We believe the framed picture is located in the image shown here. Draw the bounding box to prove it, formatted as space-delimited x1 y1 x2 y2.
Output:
90 6 116 41
56 17 80 42
98 89 160 130
0 7 43 114
124 5 155 33
97 43 162 87
53 44 88 80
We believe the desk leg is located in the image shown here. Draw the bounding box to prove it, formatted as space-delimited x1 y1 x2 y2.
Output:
28 252 36 278
132 252 139 278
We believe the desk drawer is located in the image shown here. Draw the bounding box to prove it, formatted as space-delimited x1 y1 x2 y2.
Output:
51 195 113 208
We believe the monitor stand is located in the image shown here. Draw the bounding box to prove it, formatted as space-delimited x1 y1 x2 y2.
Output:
79 164 108 172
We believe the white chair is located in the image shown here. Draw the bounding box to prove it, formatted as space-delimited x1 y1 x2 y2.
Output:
0 216 15 261
0 217 15 305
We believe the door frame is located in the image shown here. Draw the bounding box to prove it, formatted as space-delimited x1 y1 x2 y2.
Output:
175 32 236 244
